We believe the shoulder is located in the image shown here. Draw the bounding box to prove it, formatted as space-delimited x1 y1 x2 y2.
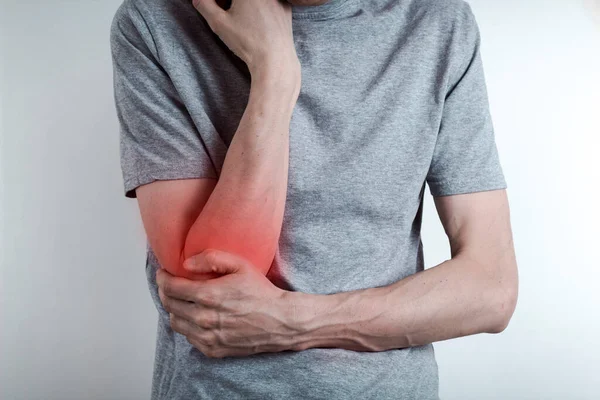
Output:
411 0 481 58
110 0 198 38
111 0 185 21
411 0 474 19
383 0 478 46
410 0 477 30
110 0 153 44
110 0 206 60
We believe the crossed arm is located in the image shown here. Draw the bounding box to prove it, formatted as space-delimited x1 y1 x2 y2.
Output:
283 189 518 351
152 186 518 355
135 69 518 353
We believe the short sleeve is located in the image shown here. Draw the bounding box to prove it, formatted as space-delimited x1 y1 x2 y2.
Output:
110 1 217 198
426 3 507 197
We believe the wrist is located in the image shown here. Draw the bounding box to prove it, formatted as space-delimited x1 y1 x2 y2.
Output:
250 61 301 96
280 290 347 351
281 288 386 353
248 73 301 120
280 290 318 351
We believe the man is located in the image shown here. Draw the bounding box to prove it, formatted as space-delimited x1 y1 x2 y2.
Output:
110 0 518 398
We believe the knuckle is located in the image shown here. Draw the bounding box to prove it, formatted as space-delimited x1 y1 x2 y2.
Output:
162 281 172 296
161 297 171 312
192 313 205 327
188 337 202 351
169 314 178 329
171 316 186 335
202 294 217 308
199 331 216 347
204 248 220 264
205 348 225 359
208 14 225 31
197 311 218 329
192 289 205 303
198 289 219 307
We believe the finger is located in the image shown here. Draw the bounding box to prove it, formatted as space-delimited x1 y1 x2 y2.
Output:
186 336 224 359
156 268 205 302
192 0 227 27
170 313 199 337
183 248 245 275
186 336 207 353
160 290 199 322
170 315 224 358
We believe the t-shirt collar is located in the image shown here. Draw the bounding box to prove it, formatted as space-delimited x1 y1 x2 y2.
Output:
291 0 352 20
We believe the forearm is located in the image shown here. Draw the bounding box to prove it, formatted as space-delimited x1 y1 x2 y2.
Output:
284 254 517 352
182 67 301 277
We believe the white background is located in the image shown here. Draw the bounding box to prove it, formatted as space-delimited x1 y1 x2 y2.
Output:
1 0 599 399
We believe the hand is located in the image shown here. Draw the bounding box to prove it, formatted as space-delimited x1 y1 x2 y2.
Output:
156 248 297 358
192 0 300 76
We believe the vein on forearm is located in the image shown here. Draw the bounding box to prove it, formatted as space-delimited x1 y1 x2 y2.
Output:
290 250 516 352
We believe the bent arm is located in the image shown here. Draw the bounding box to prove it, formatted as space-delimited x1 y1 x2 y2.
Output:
282 189 519 351
137 68 301 280
182 70 300 276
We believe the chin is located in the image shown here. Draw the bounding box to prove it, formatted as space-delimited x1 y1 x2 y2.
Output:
286 0 332 5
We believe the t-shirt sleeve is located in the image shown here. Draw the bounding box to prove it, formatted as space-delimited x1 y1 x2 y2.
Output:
109 1 218 198
426 3 507 197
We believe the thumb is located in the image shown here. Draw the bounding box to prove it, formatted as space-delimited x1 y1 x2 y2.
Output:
192 0 228 28
183 248 245 275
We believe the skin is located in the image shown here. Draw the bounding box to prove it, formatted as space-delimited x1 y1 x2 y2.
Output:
138 0 301 280
157 190 518 358
149 0 519 359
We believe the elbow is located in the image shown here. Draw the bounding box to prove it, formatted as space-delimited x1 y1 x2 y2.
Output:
487 269 519 334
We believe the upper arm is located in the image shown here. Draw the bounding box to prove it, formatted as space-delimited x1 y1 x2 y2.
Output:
110 3 219 275
433 190 515 263
425 4 517 294
135 178 217 277
426 2 506 197
425 2 512 257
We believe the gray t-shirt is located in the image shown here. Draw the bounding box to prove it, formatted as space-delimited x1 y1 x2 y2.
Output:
110 0 506 398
